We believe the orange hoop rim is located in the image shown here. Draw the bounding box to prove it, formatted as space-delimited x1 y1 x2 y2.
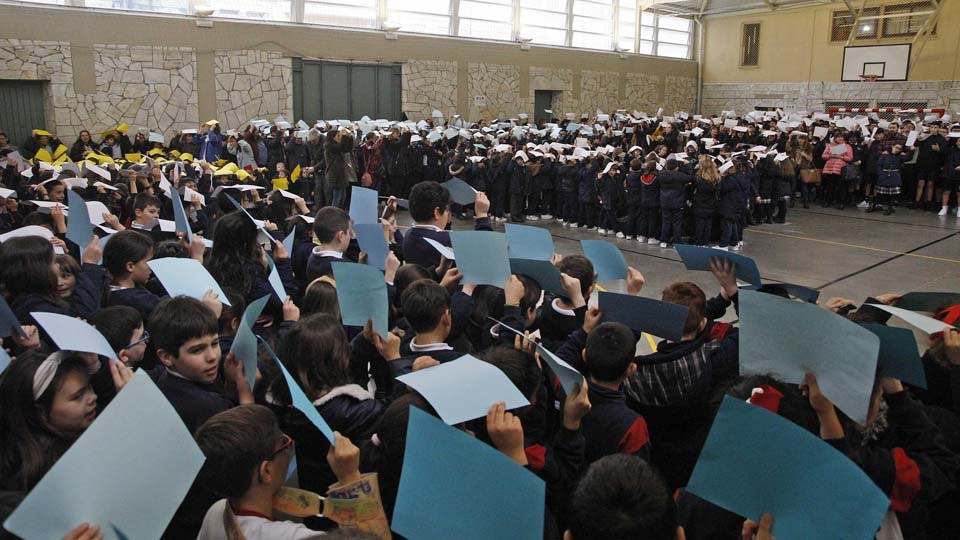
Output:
859 74 881 82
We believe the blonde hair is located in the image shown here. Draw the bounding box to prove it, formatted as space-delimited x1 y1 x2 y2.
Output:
697 155 721 183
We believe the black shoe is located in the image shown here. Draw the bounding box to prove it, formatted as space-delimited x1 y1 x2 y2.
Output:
803 202 809 209
884 206 894 215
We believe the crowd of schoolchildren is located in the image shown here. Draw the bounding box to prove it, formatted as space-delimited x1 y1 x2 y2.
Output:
0 110 959 540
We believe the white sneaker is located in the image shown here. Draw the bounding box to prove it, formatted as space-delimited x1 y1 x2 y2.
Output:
659 242 668 248
857 200 869 209
716 246 729 251
731 244 741 251
570 223 580 228
938 206 948 216
561 221 569 227
738 241 744 247
526 215 539 221
616 231 625 238
586 226 596 231
956 207 960 217
648 238 659 245
558 219 565 224
597 228 607 235
637 236 647 243
540 214 553 220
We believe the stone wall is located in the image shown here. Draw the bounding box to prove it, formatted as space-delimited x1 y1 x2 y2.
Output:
214 50 293 130
701 80 960 114
624 72 661 114
467 62 521 120
580 70 621 115
0 39 198 140
663 75 698 114
401 60 458 121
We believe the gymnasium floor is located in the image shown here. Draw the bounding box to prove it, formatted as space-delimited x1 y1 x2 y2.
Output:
431 204 960 354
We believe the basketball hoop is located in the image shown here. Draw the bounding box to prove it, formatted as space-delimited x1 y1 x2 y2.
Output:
859 74 881 83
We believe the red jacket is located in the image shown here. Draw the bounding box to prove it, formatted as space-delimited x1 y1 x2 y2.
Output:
822 143 853 175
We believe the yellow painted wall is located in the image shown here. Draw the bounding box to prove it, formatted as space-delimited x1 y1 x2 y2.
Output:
702 0 960 83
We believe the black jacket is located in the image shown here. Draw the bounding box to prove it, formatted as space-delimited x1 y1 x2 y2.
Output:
658 169 691 210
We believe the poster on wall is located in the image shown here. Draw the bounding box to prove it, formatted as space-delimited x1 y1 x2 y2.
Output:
474 95 487 107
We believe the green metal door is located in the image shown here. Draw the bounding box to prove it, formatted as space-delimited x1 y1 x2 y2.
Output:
0 80 46 147
534 90 554 124
293 60 401 124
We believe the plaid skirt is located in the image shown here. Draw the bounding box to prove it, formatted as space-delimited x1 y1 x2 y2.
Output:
875 185 901 195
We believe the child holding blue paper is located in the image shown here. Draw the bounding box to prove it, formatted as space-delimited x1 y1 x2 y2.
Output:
0 235 105 328
194 405 389 539
103 229 163 320
305 206 354 281
401 180 491 268
147 296 253 433
537 255 591 351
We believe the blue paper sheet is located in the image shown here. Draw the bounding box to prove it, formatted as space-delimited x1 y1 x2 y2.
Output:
147 257 232 306
259 337 335 443
674 243 762 286
0 294 25 339
450 231 511 288
442 178 478 206
598 291 689 342
0 345 10 374
864 304 953 334
31 311 118 359
686 396 889 540
282 227 296 255
354 223 389 271
3 370 205 540
66 189 94 249
509 258 565 297
396 355 529 425
492 318 585 396
170 188 193 243
739 290 879 424
332 262 388 336
348 186 379 225
230 295 269 390
392 407 545 540
580 240 628 282
861 323 926 389
424 237 455 260
265 255 287 301
505 224 554 261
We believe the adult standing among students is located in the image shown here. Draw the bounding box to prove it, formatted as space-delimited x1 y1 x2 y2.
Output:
821 133 853 209
324 127 357 209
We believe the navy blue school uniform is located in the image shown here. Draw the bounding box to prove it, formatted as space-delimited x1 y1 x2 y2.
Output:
304 249 345 282
598 172 618 231
658 169 691 244
506 159 530 222
536 296 588 352
577 166 598 228
107 284 163 321
238 257 296 320
401 216 492 268
581 381 651 465
625 170 643 237
11 263 106 327
692 177 718 246
148 365 236 433
559 163 579 223
291 237 314 287
639 172 661 240
718 173 745 247
487 157 508 218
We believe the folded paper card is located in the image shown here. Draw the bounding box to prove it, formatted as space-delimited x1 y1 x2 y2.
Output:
348 186 379 225
861 323 926 389
260 338 335 443
580 240 628 282
864 304 952 334
170 187 193 243
230 295 270 390
494 319 585 395
31 312 118 359
674 244 762 286
739 290 879 423
3 370 205 540
66 190 94 248
450 231 511 288
147 257 231 306
397 355 529 425
442 178 478 206
332 262 388 336
392 407 545 540
597 292 689 342
509 258 565 297
505 223 554 261
424 237 455 260
354 223 390 272
0 295 25 339
686 396 889 540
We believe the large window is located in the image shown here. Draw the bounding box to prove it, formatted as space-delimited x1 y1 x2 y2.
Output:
519 0 568 46
831 3 935 42
741 23 760 66
16 0 696 58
